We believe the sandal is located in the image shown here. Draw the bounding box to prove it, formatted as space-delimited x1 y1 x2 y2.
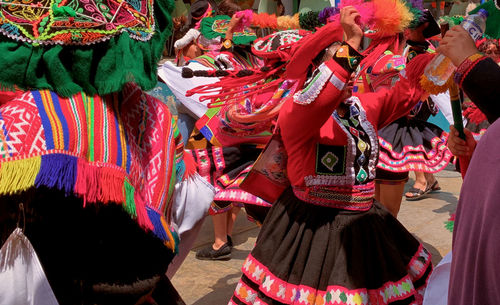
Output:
428 180 441 192
405 186 430 201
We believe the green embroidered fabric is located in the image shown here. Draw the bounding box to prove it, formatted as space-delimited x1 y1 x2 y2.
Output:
0 0 174 97
200 15 256 46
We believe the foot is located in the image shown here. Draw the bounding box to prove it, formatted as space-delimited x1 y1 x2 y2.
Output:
405 181 430 201
405 179 440 200
427 180 441 192
195 243 231 261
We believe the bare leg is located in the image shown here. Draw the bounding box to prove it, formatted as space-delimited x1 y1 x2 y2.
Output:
377 182 406 217
425 172 440 190
226 206 241 238
212 213 228 250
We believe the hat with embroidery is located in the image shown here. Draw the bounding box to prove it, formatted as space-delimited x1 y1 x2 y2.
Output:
0 0 175 96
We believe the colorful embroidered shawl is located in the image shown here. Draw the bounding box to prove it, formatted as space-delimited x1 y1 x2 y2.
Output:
0 83 183 251
0 0 174 97
0 0 155 45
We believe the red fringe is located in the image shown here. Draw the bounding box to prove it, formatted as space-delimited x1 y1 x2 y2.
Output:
135 193 154 231
99 166 125 203
182 152 198 178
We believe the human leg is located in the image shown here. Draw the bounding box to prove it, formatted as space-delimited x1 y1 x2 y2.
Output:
376 182 406 217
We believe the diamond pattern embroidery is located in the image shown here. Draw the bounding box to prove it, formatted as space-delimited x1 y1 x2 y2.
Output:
321 151 338 171
357 139 368 153
356 168 368 182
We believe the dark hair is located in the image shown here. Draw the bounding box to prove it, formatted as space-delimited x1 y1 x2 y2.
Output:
216 0 242 17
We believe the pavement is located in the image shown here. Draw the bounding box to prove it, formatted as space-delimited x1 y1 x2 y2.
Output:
171 165 462 305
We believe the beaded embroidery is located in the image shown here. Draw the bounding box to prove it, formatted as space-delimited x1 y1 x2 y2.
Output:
0 0 154 45
304 97 379 187
293 63 333 105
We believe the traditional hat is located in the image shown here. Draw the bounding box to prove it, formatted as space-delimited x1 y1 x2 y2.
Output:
0 0 174 96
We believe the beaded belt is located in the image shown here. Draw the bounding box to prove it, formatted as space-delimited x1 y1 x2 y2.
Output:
293 182 375 211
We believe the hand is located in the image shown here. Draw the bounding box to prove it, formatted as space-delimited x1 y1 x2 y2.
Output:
437 26 479 66
447 125 476 157
340 6 363 50
227 15 243 31
225 15 243 40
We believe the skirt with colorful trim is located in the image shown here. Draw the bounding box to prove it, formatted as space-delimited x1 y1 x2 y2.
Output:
189 145 271 222
377 117 452 173
229 188 433 305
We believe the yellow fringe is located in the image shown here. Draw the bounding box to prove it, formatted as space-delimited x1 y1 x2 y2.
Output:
420 74 454 95
0 156 42 194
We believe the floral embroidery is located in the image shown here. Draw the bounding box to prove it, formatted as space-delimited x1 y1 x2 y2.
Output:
239 250 432 305
0 0 155 45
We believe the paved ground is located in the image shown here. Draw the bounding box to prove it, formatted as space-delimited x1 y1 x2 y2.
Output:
171 165 461 305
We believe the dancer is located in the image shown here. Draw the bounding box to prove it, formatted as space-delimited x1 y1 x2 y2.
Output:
0 0 210 302
229 7 433 305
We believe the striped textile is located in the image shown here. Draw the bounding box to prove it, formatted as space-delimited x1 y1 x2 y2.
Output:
0 83 184 251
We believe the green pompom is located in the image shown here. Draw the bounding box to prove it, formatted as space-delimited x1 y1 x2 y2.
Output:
299 11 324 31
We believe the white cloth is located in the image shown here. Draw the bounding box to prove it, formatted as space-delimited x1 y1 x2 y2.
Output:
0 228 59 305
173 28 201 50
423 251 452 305
171 173 214 236
158 61 220 118
167 173 215 278
430 91 466 126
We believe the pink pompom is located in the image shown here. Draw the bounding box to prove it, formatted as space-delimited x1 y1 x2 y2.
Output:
234 9 254 32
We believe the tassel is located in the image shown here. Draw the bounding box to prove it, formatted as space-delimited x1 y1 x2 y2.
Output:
0 156 41 194
135 193 154 230
146 206 168 242
74 158 100 204
123 180 137 217
146 206 178 254
34 154 77 195
181 152 197 179
98 166 125 203
419 74 453 95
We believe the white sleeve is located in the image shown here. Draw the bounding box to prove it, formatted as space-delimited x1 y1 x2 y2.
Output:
174 29 201 50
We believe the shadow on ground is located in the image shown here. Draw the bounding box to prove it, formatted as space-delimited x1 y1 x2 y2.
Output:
191 272 240 305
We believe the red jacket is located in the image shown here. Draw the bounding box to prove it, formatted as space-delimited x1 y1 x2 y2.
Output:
278 45 433 210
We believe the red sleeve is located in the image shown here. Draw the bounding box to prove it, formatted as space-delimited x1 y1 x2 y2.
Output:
359 53 435 129
278 58 351 142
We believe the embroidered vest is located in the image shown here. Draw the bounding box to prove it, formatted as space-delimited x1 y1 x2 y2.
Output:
294 97 379 211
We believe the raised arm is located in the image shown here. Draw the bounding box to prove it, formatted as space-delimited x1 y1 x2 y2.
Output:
279 6 364 140
439 26 500 124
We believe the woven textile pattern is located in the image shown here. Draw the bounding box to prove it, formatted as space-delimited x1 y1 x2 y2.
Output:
0 0 154 45
0 83 182 249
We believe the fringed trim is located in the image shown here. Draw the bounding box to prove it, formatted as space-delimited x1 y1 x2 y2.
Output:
419 73 454 95
0 151 176 251
146 207 178 254
0 156 41 194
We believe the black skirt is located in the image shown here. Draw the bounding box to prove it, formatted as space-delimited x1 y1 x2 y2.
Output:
230 188 432 305
377 117 451 173
0 187 183 305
